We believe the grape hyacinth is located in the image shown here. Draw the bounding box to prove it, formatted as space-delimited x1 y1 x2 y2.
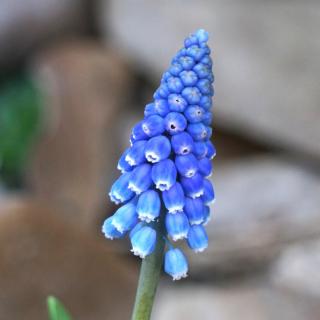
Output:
102 29 215 281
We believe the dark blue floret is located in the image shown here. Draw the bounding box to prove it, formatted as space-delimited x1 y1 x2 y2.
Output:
103 29 215 280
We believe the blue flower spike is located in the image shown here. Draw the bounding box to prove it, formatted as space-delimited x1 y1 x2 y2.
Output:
102 29 215 280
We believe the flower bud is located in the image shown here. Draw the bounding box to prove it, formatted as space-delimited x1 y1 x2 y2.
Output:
145 135 171 163
152 159 177 191
164 248 188 280
187 225 208 252
136 190 161 222
131 226 156 258
165 212 189 241
162 182 185 213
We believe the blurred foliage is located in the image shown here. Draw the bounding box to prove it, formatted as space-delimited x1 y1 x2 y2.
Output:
0 75 41 187
47 296 72 320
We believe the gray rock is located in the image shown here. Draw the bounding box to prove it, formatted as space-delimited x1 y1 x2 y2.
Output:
99 1 320 157
189 156 320 274
27 42 132 227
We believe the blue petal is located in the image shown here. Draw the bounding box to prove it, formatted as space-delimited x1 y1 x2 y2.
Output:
165 211 189 241
179 70 198 86
181 87 201 104
187 123 208 141
169 62 183 76
164 248 188 280
180 173 204 198
199 95 212 110
167 76 184 93
201 179 215 204
151 159 177 191
109 172 135 204
136 190 161 222
198 157 212 177
178 55 195 70
184 34 198 48
206 141 216 159
125 140 147 166
186 45 206 61
145 135 171 163
164 112 187 135
144 100 170 117
193 63 211 79
131 226 156 258
197 79 213 95
168 94 188 112
187 225 208 252
102 216 124 239
117 148 134 173
184 105 205 123
184 197 206 225
112 202 138 233
162 182 185 213
128 163 153 195
132 121 149 141
201 55 213 67
171 132 194 155
153 83 170 99
129 221 145 239
195 29 209 43
194 141 208 159
175 154 198 178
142 115 165 137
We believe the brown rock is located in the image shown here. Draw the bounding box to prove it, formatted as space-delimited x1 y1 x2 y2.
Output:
0 196 137 320
27 42 132 227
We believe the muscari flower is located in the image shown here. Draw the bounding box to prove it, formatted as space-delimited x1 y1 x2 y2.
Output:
102 29 215 280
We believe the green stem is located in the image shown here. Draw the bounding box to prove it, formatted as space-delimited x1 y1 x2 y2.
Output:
131 219 165 320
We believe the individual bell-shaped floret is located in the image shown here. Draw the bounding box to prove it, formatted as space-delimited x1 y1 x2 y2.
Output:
175 154 198 178
167 76 184 93
145 135 171 163
193 63 211 79
162 182 185 213
187 225 208 252
151 159 177 191
102 217 125 239
132 121 149 141
109 172 135 204
125 140 147 166
196 29 209 43
181 87 202 104
111 202 138 233
169 62 183 76
199 95 212 110
131 226 157 258
197 79 213 95
198 157 212 177
180 173 204 199
142 115 165 137
144 100 170 118
164 112 187 135
117 148 134 173
171 132 194 155
186 45 206 62
194 141 208 159
201 179 215 204
165 212 189 241
206 141 216 159
187 123 208 141
179 70 198 86
178 56 195 70
168 94 188 112
128 163 153 195
164 248 188 280
202 111 212 126
154 83 170 99
136 190 161 222
129 221 145 239
184 197 206 225
184 105 205 123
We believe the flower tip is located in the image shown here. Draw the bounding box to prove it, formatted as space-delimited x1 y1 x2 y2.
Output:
195 29 209 43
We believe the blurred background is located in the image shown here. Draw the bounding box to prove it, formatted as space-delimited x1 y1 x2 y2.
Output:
0 1 320 319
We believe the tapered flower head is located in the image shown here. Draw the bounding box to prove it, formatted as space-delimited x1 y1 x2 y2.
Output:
102 28 215 280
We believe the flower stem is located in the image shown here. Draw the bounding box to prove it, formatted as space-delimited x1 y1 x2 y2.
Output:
131 219 165 320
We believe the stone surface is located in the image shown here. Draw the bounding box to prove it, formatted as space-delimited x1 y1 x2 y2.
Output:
27 42 132 227
0 0 89 68
271 239 320 299
100 1 320 157
0 196 137 320
189 156 320 274
153 279 320 320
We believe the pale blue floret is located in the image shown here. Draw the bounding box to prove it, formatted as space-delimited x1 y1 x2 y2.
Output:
131 226 157 258
198 157 213 177
162 182 185 213
144 100 170 118
196 29 209 43
175 154 198 178
109 172 134 204
125 140 146 166
169 62 183 76
129 221 145 239
136 190 161 222
199 95 212 110
201 179 215 204
184 105 205 123
165 211 189 241
102 217 124 239
151 159 177 191
111 202 138 233
164 248 188 280
144 135 171 163
193 63 210 79
171 132 194 155
197 79 213 95
179 70 198 86
181 87 201 104
186 45 206 61
117 148 134 173
187 225 208 252
132 121 149 141
164 112 187 135
128 163 153 195
178 56 195 70
187 123 208 141
142 115 165 137
184 34 198 48
184 197 206 225
167 76 184 93
180 173 204 198
168 94 188 112
154 83 170 99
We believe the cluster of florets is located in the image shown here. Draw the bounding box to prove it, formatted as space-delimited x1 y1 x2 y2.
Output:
102 29 215 280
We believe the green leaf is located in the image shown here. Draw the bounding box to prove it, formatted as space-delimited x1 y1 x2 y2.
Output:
47 296 72 320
